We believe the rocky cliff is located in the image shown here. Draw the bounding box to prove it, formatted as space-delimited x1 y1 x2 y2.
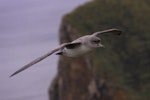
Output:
48 21 126 100
48 0 150 100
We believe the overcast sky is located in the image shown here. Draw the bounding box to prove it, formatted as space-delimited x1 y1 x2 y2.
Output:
0 0 88 100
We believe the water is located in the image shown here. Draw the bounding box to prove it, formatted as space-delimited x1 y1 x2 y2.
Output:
0 0 88 100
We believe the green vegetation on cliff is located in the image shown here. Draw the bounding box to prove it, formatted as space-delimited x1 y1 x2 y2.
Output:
63 0 150 100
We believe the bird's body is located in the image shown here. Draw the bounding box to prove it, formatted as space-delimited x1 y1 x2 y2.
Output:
58 35 101 57
61 44 91 57
10 28 122 77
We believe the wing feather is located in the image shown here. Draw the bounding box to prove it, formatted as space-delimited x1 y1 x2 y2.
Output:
10 43 68 77
92 28 122 36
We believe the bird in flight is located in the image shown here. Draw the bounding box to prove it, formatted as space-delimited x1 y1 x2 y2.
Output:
10 28 122 77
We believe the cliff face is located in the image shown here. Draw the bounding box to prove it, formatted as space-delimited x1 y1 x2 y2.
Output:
48 21 114 100
49 0 150 100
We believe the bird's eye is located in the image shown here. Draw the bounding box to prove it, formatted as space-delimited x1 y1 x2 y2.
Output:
92 40 101 43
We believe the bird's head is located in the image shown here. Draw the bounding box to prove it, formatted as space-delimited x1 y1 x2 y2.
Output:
88 36 104 48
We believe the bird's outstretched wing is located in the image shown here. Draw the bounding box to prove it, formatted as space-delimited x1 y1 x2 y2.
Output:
10 43 78 77
92 28 122 36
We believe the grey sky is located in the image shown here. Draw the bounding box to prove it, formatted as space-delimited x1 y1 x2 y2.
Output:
0 0 88 100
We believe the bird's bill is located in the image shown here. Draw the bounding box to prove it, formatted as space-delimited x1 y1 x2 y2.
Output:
98 43 104 47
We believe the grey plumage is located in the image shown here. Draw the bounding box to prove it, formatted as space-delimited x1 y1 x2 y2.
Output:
10 28 122 77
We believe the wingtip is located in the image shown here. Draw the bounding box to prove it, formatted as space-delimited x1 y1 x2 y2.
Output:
9 73 16 77
112 28 122 35
9 75 13 78
9 71 20 77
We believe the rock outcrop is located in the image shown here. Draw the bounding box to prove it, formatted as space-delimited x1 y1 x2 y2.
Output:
49 0 150 100
48 21 114 100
